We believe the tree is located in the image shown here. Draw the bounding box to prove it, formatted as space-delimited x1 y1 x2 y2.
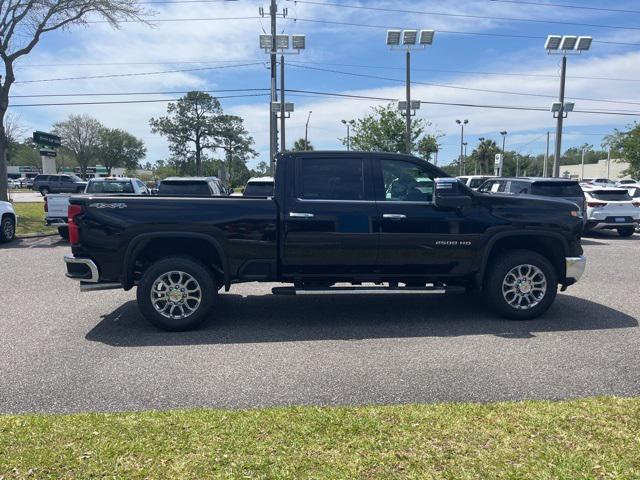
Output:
417 134 441 162
604 123 640 178
292 138 313 151
0 0 147 201
99 128 146 175
469 139 500 175
254 161 270 175
150 92 255 177
341 104 427 153
53 115 104 178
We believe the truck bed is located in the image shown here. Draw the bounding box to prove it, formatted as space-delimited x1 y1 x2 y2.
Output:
70 195 279 284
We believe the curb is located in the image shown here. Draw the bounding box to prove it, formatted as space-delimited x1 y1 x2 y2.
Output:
17 232 59 239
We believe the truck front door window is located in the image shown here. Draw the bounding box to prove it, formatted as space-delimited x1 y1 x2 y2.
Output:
381 160 434 202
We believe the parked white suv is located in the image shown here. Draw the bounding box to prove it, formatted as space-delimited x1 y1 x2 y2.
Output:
0 201 17 242
582 185 639 237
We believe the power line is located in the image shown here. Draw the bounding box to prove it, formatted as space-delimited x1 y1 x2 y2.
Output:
14 62 264 84
9 88 269 98
286 62 640 108
9 93 269 107
286 0 640 32
8 88 640 115
487 0 640 15
289 17 640 47
15 58 640 84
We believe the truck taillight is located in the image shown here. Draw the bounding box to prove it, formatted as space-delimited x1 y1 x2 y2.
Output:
587 201 607 208
633 201 640 208
68 204 83 245
44 197 48 213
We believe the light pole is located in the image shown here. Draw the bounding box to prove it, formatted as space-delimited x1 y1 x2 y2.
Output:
342 119 355 151
478 137 485 175
387 29 434 154
456 119 468 176
259 28 306 170
462 142 468 175
545 34 592 177
305 111 312 150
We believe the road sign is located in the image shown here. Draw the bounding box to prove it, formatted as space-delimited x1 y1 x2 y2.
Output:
39 149 57 158
33 131 61 148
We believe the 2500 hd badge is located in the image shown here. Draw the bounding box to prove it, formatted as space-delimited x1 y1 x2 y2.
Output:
435 240 472 246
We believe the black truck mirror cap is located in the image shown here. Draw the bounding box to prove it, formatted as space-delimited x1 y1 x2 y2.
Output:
433 178 472 209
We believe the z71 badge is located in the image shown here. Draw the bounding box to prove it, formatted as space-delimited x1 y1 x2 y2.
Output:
93 202 127 209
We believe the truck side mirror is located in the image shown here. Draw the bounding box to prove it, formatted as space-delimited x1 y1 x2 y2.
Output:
433 178 472 209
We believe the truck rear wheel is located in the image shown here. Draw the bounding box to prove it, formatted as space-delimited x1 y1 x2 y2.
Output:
485 250 557 320
137 256 216 331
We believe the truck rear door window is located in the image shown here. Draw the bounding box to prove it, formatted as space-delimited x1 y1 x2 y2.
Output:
298 158 365 200
244 182 274 196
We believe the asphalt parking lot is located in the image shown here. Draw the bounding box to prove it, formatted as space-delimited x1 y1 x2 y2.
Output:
1 233 639 414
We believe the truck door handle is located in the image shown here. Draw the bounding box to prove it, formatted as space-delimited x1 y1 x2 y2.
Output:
383 214 406 220
289 212 314 218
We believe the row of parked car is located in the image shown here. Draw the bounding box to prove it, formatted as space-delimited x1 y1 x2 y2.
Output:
43 175 275 239
458 175 640 237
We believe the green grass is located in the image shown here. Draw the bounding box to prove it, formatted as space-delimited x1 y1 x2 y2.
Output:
1 397 639 479
12 202 57 236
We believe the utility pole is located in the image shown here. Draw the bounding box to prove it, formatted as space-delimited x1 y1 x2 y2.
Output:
456 119 468 176
269 0 278 173
553 55 567 178
280 54 285 152
462 142 467 175
607 147 611 179
342 119 354 151
405 50 411 154
305 111 312 150
543 131 550 177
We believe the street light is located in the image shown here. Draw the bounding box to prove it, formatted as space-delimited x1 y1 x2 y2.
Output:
478 137 485 175
456 119 468 176
499 130 510 175
387 28 435 154
305 111 312 150
259 31 306 168
342 119 355 151
462 142 468 174
545 34 592 177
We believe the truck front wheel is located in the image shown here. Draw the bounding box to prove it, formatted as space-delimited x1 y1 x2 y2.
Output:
137 256 216 331
485 250 558 320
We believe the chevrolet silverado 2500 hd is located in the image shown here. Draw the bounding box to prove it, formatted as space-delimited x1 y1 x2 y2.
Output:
64 151 586 330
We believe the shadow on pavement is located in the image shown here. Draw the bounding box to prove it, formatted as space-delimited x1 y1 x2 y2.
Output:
1 236 65 249
86 293 638 347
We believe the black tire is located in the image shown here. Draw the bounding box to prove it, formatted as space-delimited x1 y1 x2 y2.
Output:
0 215 16 242
57 226 69 240
39 187 49 196
136 256 216 331
485 249 558 320
617 226 635 237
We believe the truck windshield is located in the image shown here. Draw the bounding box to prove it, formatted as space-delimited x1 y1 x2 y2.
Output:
86 181 134 193
243 182 274 196
158 181 211 196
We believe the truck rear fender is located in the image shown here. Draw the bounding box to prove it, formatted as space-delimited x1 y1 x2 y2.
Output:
476 231 569 289
123 232 230 291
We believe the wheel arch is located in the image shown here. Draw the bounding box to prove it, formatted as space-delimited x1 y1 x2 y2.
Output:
123 232 230 291
476 231 568 289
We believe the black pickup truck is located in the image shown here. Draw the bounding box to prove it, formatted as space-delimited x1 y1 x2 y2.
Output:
64 151 586 331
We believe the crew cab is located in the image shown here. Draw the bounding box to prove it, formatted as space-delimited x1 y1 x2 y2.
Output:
63 151 586 331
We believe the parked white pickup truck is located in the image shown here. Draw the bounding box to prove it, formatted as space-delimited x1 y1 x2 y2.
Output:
45 177 150 239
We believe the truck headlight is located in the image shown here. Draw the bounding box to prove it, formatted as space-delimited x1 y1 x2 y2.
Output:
570 210 582 218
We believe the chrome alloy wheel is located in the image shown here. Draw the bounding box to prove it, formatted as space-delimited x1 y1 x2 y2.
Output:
501 264 547 310
150 271 202 320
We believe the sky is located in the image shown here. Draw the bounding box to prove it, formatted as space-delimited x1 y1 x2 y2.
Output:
7 0 640 169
